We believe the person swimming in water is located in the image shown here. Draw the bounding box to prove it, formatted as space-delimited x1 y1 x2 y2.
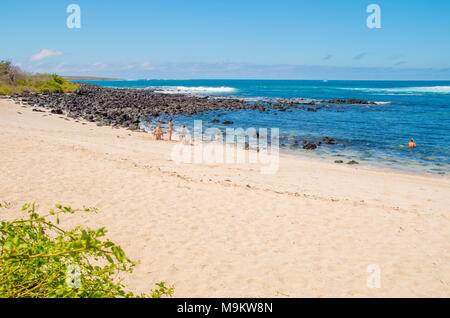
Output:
408 138 417 148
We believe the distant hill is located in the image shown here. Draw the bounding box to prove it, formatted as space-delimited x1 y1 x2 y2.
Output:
63 76 125 81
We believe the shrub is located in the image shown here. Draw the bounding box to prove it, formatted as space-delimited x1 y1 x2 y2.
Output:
0 60 27 84
0 203 174 298
0 61 79 95
0 84 14 95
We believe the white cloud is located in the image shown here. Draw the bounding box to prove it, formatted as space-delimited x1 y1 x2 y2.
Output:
30 49 63 61
140 62 154 71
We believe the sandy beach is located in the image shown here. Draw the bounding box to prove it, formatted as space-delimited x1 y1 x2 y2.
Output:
1 98 449 297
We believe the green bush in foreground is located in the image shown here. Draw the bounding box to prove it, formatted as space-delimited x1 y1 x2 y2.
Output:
0 60 79 95
0 203 174 298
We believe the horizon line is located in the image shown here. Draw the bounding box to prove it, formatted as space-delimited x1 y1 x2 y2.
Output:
69 77 450 82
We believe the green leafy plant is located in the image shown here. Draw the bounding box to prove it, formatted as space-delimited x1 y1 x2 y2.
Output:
0 203 174 298
0 201 12 209
0 60 79 95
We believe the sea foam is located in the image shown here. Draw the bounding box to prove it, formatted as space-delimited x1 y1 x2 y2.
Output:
341 86 450 94
148 86 237 95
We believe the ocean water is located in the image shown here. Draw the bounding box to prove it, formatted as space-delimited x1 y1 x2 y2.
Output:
84 80 450 175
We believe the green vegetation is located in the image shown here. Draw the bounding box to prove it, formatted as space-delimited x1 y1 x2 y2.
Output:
0 202 174 298
0 201 12 209
0 60 79 95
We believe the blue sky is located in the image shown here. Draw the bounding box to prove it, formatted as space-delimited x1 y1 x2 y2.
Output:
2 0 450 79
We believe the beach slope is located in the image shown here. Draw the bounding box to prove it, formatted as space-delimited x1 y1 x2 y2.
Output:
0 98 449 297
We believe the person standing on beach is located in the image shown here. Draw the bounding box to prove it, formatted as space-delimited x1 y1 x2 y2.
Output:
180 125 187 143
169 119 173 141
155 123 163 140
408 138 417 148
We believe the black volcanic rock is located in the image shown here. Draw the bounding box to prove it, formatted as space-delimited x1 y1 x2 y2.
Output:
9 83 378 131
323 137 336 145
51 109 63 115
302 142 317 150
9 84 249 129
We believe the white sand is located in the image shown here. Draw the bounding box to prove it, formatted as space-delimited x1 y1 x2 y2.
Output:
1 98 449 297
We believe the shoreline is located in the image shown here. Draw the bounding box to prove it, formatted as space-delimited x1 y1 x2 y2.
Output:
1 98 449 297
2 93 447 178
4 83 447 177
279 148 448 180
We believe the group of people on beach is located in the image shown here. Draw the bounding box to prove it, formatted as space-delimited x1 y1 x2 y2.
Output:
152 119 419 150
154 119 187 142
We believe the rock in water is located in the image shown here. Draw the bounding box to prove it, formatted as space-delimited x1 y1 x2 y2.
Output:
323 137 336 145
302 142 317 150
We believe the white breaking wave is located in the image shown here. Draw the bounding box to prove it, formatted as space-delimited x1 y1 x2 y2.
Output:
384 86 450 94
374 101 391 105
148 86 237 95
341 86 450 94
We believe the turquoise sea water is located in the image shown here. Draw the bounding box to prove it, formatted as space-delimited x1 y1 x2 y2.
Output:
84 80 450 175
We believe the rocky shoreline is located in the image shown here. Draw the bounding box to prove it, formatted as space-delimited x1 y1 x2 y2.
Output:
6 83 375 130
